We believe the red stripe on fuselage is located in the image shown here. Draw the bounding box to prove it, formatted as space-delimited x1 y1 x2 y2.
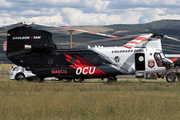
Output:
64 54 108 76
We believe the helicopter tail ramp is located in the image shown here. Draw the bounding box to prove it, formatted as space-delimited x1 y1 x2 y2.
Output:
6 26 57 63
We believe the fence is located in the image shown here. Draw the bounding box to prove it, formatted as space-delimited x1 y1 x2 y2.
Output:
0 64 13 77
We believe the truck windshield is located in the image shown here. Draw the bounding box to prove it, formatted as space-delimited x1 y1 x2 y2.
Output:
13 67 18 71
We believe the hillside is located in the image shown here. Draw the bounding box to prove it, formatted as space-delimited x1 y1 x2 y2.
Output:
105 19 180 31
1 19 180 63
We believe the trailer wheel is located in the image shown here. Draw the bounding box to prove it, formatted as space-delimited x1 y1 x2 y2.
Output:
166 73 176 83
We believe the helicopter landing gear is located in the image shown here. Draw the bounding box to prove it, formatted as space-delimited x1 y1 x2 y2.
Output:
73 78 84 83
107 76 117 83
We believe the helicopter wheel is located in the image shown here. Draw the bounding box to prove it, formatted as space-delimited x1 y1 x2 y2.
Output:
107 76 117 83
73 78 84 83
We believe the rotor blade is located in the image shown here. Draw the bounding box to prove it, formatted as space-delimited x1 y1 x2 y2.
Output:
60 27 119 38
32 23 59 28
122 33 153 48
84 34 139 44
31 23 73 33
164 35 180 42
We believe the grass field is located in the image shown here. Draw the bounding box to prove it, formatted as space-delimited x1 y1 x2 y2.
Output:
0 77 180 120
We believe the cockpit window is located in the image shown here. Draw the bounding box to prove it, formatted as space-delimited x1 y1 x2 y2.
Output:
154 53 161 60
154 53 163 67
160 53 165 59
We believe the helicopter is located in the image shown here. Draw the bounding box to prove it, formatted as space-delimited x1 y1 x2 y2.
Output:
5 23 176 82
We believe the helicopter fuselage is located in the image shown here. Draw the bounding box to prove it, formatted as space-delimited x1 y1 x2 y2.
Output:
6 26 173 81
8 46 170 79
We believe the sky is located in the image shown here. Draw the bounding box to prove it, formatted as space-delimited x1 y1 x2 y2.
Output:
1 0 180 26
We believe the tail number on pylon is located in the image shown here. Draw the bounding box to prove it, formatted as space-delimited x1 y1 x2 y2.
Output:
76 67 96 75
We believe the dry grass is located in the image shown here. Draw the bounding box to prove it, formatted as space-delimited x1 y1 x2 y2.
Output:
0 77 180 120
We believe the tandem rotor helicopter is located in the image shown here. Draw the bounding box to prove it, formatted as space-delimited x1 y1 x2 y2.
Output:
2 22 180 82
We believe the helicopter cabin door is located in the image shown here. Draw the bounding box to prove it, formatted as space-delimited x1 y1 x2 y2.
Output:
135 53 145 70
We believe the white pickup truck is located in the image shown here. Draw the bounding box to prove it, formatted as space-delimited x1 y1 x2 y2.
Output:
9 66 58 82
9 66 36 80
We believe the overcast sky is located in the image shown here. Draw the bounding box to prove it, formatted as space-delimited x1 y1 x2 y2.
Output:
1 0 180 26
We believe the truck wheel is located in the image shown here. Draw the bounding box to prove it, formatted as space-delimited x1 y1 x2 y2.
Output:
166 73 176 83
15 73 25 81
